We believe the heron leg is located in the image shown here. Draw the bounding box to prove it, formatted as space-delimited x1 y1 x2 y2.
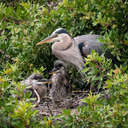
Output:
33 89 40 106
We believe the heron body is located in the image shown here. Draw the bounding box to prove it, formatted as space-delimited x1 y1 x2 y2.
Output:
74 34 103 56
37 28 103 70
50 61 71 107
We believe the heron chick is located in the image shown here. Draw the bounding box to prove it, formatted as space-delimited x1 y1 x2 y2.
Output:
21 74 49 105
49 60 71 107
36 28 103 71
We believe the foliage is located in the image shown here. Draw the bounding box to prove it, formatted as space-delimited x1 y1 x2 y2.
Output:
0 0 128 127
0 0 128 74
82 50 112 90
0 1 55 75
0 75 43 128
47 70 128 128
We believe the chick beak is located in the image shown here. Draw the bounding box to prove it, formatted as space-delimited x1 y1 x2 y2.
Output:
42 81 52 84
49 67 58 75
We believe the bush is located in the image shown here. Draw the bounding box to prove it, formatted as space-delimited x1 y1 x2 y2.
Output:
82 50 112 91
0 0 128 75
0 2 55 75
0 75 43 128
49 70 128 128
0 0 128 127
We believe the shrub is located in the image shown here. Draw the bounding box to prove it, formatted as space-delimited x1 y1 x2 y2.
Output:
0 74 43 127
0 0 128 75
82 50 112 91
0 0 128 127
50 70 128 128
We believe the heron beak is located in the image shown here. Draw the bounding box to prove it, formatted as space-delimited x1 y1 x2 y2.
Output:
49 71 56 75
42 81 52 84
36 34 57 46
48 81 52 84
49 67 58 75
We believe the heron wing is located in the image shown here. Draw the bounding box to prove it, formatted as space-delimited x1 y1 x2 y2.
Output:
74 34 103 56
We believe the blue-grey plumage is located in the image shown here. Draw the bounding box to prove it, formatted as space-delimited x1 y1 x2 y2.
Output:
74 35 103 56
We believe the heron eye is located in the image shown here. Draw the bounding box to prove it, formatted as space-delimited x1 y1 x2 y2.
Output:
55 33 59 38
57 67 60 70
55 64 63 69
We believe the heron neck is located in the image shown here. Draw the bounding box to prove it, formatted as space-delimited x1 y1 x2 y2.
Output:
52 39 84 71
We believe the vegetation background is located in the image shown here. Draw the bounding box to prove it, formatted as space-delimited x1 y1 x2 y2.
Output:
0 0 128 127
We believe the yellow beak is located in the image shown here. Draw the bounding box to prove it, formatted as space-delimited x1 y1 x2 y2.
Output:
49 71 56 75
36 34 57 46
42 81 52 84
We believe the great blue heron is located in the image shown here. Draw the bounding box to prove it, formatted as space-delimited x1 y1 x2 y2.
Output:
49 60 71 107
36 28 103 70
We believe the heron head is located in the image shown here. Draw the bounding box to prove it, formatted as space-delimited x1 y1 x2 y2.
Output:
36 28 70 45
51 28 69 35
54 60 66 70
49 60 66 75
